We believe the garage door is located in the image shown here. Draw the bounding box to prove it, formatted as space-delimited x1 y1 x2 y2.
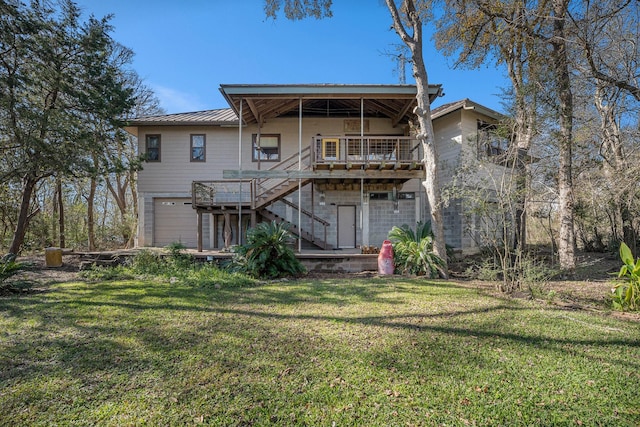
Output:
153 198 198 248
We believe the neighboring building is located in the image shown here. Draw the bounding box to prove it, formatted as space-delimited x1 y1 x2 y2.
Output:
124 85 505 253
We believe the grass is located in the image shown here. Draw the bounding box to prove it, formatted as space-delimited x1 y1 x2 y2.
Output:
1 275 639 426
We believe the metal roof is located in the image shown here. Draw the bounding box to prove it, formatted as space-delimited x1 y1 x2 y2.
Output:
125 85 451 134
431 98 503 120
219 84 443 127
127 108 238 126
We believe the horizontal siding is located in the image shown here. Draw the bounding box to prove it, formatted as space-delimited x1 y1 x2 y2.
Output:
137 117 408 193
432 111 463 184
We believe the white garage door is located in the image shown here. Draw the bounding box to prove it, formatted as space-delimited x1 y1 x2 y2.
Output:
153 198 198 248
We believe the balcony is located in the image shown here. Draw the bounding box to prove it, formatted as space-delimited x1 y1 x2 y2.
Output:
312 136 423 170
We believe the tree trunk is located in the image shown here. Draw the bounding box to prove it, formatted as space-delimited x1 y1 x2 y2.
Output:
106 175 131 247
385 0 448 277
551 0 575 271
87 177 97 251
57 178 65 248
9 175 38 254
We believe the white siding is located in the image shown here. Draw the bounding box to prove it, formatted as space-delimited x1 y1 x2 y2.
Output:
137 117 406 195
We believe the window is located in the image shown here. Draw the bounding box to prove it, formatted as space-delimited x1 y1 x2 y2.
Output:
321 138 339 160
145 135 161 162
191 134 206 162
252 134 280 162
477 121 509 160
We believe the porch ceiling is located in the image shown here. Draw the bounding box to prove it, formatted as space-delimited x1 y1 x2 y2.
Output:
219 84 442 127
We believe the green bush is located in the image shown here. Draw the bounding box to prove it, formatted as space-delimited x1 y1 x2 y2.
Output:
230 222 305 279
165 242 194 269
181 263 256 288
128 249 165 275
0 253 22 284
613 242 640 311
388 222 445 278
80 249 255 288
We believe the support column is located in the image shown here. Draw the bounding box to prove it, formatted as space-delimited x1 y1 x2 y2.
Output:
212 213 218 249
197 211 203 252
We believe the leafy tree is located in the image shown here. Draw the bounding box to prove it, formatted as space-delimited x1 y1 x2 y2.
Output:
0 0 135 254
265 0 449 276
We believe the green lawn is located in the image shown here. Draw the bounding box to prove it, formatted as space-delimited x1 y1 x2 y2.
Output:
1 276 639 426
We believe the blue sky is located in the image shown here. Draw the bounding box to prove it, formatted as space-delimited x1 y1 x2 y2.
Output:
75 0 508 114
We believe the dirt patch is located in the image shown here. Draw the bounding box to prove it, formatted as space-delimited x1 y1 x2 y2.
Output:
1 254 82 295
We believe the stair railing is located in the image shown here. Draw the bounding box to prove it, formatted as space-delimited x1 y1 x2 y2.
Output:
253 146 311 203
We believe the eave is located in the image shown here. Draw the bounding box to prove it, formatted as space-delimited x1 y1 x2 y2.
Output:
219 84 443 127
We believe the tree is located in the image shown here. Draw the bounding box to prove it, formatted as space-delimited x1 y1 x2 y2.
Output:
435 0 578 271
103 76 164 248
436 0 545 283
0 0 134 254
569 0 640 256
265 0 449 276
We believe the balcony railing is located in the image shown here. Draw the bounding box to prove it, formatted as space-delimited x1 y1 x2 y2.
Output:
312 136 423 167
192 180 253 208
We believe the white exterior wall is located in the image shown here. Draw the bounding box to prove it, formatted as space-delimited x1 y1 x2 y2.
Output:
134 109 506 252
136 117 408 248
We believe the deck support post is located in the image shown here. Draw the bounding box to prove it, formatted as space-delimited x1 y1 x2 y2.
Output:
212 214 218 249
197 211 203 252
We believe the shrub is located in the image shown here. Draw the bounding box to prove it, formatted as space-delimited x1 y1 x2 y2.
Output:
230 222 305 279
0 253 22 284
388 222 445 278
165 241 194 269
613 242 640 311
128 249 165 275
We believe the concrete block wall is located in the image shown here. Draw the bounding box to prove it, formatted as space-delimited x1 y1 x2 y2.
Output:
368 199 416 247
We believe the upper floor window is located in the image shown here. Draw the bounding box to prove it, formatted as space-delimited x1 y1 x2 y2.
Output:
477 121 508 160
191 134 206 162
252 134 280 162
145 135 161 162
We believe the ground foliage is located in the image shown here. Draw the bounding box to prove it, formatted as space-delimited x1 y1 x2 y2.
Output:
229 222 305 279
0 271 638 426
388 221 445 278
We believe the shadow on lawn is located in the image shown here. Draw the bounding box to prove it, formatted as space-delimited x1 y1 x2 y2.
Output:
1 277 638 394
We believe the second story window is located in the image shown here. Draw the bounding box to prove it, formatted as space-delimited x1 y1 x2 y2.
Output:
145 135 161 162
477 121 508 160
253 134 280 162
191 134 206 162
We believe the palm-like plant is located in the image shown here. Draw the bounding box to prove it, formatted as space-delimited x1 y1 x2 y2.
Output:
388 222 445 278
232 222 305 279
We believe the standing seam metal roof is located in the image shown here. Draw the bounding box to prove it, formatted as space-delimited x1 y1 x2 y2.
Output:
127 108 238 126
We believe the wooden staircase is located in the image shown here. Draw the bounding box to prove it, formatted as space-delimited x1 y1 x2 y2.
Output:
252 147 332 249
258 206 332 250
253 147 312 209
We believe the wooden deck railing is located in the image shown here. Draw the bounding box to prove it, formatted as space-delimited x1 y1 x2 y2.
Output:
312 136 422 167
192 180 253 208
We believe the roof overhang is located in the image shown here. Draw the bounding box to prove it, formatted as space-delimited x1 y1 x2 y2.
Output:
219 84 443 127
431 98 503 121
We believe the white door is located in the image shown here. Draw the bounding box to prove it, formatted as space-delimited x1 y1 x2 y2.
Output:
153 198 198 248
337 205 356 248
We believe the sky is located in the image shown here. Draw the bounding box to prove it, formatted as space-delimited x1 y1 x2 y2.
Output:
74 0 508 115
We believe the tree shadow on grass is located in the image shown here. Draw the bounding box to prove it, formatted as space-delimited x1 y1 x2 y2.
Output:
1 277 638 399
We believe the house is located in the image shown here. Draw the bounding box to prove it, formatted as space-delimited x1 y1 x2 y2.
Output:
124 85 505 253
